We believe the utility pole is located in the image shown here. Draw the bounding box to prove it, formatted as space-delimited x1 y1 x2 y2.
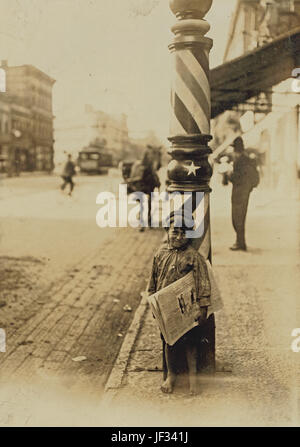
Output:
168 0 215 371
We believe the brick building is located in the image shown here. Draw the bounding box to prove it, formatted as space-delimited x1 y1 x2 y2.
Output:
0 61 55 175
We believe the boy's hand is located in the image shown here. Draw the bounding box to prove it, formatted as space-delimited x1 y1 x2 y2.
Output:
195 306 208 325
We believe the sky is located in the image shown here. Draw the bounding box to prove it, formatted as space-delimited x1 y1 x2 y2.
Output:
0 0 237 145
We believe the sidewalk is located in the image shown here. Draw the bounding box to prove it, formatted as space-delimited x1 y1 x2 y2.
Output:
103 189 300 427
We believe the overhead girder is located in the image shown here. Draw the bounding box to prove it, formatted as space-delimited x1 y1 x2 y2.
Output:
211 27 300 118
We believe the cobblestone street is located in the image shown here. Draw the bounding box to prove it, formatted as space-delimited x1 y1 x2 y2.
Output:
0 172 163 393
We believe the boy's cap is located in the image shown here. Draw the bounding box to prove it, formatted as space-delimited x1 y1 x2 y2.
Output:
163 210 194 231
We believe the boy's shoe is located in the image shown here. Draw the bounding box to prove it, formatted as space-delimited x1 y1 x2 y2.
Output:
230 244 247 251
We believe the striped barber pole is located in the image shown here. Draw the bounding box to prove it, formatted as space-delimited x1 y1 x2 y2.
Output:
170 47 211 137
168 0 216 371
198 193 211 261
191 191 211 261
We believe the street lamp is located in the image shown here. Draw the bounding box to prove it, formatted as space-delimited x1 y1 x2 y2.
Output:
168 0 215 371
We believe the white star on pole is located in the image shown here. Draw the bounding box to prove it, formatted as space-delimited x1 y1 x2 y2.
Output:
185 162 200 176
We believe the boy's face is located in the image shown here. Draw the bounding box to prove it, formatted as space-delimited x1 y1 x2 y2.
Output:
168 225 188 249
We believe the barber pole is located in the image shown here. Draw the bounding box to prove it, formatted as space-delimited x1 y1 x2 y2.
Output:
167 0 215 370
170 36 211 136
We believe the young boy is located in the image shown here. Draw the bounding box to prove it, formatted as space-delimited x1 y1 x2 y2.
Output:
147 211 211 395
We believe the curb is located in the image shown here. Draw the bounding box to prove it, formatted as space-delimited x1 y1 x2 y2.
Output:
104 292 149 395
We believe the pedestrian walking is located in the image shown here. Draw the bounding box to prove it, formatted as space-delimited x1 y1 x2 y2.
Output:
60 154 76 196
147 211 211 395
127 149 161 231
228 136 260 251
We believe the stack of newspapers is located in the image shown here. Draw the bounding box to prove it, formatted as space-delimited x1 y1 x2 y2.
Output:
147 261 223 346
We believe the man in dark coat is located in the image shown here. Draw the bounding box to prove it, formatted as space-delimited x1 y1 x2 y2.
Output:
61 154 76 196
229 137 257 251
128 149 161 231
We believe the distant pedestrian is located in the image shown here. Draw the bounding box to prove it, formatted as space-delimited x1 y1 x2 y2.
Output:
127 149 161 231
61 154 76 196
228 137 260 251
